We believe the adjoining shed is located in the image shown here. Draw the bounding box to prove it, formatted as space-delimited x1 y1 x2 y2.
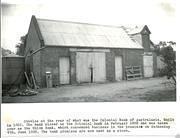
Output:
24 15 155 88
125 25 158 77
2 56 25 91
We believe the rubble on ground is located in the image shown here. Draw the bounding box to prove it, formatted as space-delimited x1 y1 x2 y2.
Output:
8 85 39 97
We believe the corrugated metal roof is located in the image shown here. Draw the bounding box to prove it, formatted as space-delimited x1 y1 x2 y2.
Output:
37 18 143 49
127 26 145 35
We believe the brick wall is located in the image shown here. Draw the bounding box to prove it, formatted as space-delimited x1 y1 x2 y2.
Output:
111 48 144 79
25 17 42 86
142 34 150 52
153 52 158 77
33 52 41 86
69 52 77 84
106 51 115 81
40 47 70 87
39 47 144 87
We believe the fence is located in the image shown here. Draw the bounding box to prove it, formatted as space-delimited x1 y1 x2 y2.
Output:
125 66 142 80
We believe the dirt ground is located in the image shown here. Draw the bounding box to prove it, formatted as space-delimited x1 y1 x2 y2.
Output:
2 77 176 103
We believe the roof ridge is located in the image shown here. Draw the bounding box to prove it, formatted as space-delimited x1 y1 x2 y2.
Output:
36 18 123 29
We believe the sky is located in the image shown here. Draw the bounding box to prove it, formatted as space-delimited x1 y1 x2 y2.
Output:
1 0 177 52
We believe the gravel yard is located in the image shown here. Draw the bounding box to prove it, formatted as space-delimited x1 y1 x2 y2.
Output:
2 77 176 103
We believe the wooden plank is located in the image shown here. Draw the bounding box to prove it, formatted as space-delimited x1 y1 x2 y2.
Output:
76 52 91 83
31 72 37 89
24 72 31 87
125 65 142 80
70 48 110 52
93 52 106 82
143 55 154 77
59 57 70 84
115 56 123 81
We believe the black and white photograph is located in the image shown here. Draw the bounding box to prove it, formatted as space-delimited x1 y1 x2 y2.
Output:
1 0 179 138
1 0 176 103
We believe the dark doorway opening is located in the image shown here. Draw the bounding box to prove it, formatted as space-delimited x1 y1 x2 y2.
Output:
90 65 93 83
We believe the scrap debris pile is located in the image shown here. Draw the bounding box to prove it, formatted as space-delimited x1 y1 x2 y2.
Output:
6 72 39 97
8 86 38 97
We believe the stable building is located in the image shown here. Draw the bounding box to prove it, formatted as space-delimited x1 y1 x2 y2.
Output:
24 16 155 87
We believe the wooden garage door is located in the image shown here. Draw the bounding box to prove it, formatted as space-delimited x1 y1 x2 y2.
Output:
76 52 91 83
59 57 70 84
143 55 153 77
93 53 106 82
115 56 123 81
76 52 106 83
